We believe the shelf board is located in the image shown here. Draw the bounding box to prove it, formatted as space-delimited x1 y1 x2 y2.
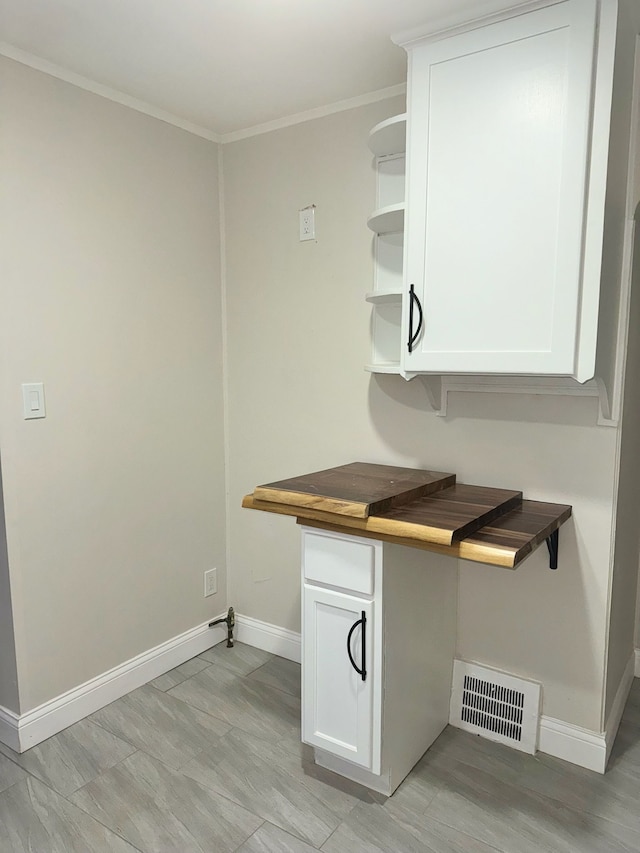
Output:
367 203 405 235
368 114 407 156
365 290 403 304
365 362 401 374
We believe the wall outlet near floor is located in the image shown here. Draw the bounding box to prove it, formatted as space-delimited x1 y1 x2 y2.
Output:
299 205 316 241
204 568 218 597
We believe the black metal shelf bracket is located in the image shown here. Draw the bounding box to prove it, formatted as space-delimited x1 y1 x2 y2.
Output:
546 530 559 570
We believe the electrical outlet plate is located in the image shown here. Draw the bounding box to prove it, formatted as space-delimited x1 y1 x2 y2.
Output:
299 205 316 241
204 568 217 597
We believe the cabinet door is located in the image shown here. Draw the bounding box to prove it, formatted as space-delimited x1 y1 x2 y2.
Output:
402 0 597 376
302 584 377 770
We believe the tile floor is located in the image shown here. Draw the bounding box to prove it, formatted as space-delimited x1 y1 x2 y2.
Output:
0 643 638 852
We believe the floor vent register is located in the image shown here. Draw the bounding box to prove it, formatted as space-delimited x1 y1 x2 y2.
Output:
450 660 541 754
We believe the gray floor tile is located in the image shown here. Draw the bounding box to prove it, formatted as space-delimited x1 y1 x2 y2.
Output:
168 661 300 745
0 750 28 794
247 656 301 698
149 657 210 692
198 641 273 675
70 749 262 853
182 726 366 847
0 718 136 796
90 682 230 769
321 800 430 853
621 679 640 724
426 723 640 836
1 658 637 853
237 822 320 853
382 754 443 818
323 799 504 852
609 718 640 770
0 776 139 852
382 778 504 852
422 754 640 853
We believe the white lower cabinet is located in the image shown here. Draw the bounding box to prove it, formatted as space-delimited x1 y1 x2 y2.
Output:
302 587 378 772
301 526 457 796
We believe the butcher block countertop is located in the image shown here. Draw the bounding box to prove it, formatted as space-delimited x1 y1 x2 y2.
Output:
242 462 571 569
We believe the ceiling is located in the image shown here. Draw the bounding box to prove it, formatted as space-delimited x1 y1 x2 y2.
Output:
0 0 531 137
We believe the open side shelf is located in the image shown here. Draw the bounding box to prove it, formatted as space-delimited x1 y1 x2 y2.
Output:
367 203 405 235
365 290 403 304
365 362 402 374
367 113 406 375
368 113 407 156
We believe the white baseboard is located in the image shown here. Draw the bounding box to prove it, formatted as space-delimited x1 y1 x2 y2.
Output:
1 615 228 753
538 650 637 774
235 614 301 663
604 650 637 765
635 648 640 678
0 612 299 754
0 705 20 752
6 610 628 772
538 716 607 773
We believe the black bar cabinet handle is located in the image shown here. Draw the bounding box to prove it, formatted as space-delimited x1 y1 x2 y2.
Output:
407 284 423 353
347 611 367 682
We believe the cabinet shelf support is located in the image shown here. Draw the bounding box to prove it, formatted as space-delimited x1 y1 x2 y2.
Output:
546 530 559 570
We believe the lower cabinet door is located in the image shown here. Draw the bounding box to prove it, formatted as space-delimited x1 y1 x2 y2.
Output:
302 583 375 770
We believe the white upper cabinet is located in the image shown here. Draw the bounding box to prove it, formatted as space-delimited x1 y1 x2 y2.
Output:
398 0 609 379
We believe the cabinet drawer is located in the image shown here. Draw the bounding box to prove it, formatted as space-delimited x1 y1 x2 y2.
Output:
302 528 378 595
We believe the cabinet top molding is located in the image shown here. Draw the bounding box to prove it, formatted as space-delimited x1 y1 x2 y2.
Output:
243 462 572 569
391 0 573 48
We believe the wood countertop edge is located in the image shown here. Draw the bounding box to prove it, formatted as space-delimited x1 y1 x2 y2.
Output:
505 504 572 566
296 519 518 568
243 494 455 545
253 465 457 520
460 503 572 567
242 494 573 570
252 487 371 518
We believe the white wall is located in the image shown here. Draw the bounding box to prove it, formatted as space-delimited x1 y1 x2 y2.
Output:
629 32 640 659
607 218 640 718
631 35 640 217
603 0 640 718
0 460 19 713
1 9 637 736
0 58 226 711
223 98 619 732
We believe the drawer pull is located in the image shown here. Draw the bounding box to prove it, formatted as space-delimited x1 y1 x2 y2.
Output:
347 611 367 682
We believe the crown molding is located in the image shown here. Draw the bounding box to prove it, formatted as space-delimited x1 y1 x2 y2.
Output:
392 0 558 47
1 42 406 146
219 83 406 144
0 42 221 142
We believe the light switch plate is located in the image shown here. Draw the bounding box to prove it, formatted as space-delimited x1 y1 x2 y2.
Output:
22 383 46 419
